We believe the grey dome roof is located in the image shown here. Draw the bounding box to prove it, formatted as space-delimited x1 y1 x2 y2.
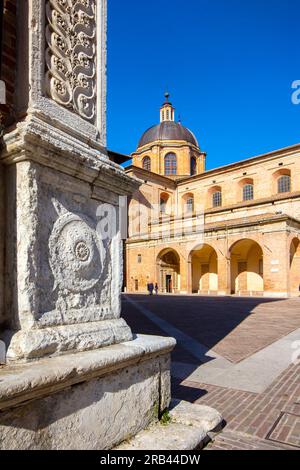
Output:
138 121 199 149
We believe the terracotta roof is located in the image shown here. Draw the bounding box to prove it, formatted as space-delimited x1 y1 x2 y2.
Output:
149 210 299 230
125 165 177 188
107 150 131 165
179 143 300 184
205 191 300 215
203 212 299 232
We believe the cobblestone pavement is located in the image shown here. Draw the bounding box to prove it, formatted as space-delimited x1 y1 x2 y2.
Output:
122 294 300 450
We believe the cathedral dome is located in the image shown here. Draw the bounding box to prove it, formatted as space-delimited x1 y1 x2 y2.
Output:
138 121 199 149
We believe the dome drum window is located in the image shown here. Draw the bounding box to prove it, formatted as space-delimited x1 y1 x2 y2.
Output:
191 157 197 176
165 153 177 176
142 156 151 171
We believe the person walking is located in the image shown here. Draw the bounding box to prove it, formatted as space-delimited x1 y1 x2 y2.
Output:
148 282 154 296
155 283 159 295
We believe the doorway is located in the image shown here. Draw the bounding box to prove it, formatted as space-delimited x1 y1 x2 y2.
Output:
157 249 180 293
166 275 172 293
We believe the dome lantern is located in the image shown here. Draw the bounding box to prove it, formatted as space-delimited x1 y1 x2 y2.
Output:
160 92 175 123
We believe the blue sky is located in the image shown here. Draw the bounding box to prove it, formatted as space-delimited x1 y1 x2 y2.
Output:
107 0 300 170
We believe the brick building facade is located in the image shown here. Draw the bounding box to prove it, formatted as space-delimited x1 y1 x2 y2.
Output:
125 97 300 297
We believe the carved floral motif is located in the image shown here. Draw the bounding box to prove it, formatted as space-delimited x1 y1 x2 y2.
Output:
45 0 96 122
49 211 105 293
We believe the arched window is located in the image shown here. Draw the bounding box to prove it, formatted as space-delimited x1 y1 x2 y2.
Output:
165 153 177 176
142 156 151 171
160 193 169 214
278 175 291 194
191 157 197 176
243 184 254 201
182 193 194 214
212 191 222 208
186 196 194 214
160 198 166 214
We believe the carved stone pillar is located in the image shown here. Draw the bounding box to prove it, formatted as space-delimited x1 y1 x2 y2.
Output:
0 0 142 361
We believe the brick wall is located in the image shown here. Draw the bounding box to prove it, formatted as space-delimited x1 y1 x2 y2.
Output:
0 0 17 129
0 0 16 326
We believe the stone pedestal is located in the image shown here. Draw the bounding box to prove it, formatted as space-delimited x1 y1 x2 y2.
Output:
0 335 175 450
2 153 136 361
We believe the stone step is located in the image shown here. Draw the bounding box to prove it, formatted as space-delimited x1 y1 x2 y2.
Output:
115 400 223 451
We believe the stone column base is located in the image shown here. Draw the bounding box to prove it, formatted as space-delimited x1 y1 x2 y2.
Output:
5 318 133 362
0 335 176 450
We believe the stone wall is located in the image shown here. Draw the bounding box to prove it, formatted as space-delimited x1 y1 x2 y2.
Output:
0 0 17 329
0 164 4 326
0 0 17 127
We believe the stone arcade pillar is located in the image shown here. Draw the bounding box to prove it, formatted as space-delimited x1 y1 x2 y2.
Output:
0 0 177 449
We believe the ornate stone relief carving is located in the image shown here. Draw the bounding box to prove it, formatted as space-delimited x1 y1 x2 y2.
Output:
49 211 105 293
45 0 96 122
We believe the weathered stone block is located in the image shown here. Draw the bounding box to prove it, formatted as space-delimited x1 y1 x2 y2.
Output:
0 335 175 450
2 158 138 360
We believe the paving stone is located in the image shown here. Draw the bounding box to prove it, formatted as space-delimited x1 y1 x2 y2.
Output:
123 295 300 450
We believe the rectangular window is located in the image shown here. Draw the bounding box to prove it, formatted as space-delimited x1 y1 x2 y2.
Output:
278 175 291 194
138 254 142 264
243 184 254 201
212 191 222 208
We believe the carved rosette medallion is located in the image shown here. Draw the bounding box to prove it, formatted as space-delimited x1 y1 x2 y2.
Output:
45 0 96 122
49 212 105 293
